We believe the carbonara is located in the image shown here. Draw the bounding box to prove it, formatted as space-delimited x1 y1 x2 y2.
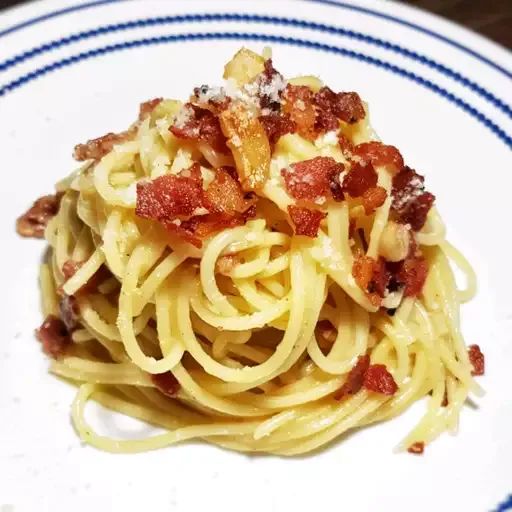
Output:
17 47 485 456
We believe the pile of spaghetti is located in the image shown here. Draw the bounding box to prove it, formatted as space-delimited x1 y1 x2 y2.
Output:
17 48 484 455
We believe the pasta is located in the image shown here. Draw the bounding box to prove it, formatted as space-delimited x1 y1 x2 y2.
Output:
17 47 485 456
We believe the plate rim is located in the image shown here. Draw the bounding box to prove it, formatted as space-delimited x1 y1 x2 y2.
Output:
1 12 511 123
0 0 511 80
1 22 511 149
1 2 511 511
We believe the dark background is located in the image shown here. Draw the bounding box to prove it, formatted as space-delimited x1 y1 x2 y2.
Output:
1 0 511 49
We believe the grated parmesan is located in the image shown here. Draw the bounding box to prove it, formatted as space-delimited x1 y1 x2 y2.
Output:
259 73 287 104
315 130 339 148
394 177 424 210
195 85 226 106
190 67 287 118
231 135 242 147
295 99 306 111
174 105 194 129
192 207 209 216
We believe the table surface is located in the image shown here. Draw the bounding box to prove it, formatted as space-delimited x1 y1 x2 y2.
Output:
0 0 511 49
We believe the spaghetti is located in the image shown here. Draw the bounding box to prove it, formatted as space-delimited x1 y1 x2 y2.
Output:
17 48 485 456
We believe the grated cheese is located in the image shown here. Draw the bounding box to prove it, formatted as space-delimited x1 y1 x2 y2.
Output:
200 167 216 189
315 130 339 148
231 135 242 147
195 85 226 106
192 207 209 216
259 73 287 104
393 177 424 210
295 99 305 111
174 105 194 129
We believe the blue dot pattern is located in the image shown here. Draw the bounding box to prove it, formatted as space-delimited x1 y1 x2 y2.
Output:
1 14 510 120
0 6 511 509
1 31 510 149
1 0 510 81
306 0 512 79
494 495 512 512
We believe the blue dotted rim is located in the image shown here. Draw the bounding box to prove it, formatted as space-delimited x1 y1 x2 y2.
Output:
0 0 510 80
0 12 511 508
493 495 512 512
306 0 512 79
1 13 510 120
0 31 511 150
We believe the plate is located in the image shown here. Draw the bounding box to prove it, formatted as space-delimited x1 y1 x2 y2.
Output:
1 1 511 511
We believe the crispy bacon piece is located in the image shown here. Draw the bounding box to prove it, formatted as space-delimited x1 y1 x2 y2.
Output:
336 92 366 124
352 255 377 293
401 192 435 231
136 162 256 248
343 162 378 198
352 255 389 306
59 295 79 331
162 209 254 249
363 364 398 395
74 98 162 161
281 156 344 203
372 258 391 297
362 186 387 215
338 133 354 157
391 167 435 231
160 220 202 249
151 371 180 397
392 167 424 213
203 168 257 216
258 59 287 113
316 320 338 344
408 442 425 455
398 256 428 297
315 109 339 134
183 213 246 238
73 128 136 161
329 171 345 202
170 103 229 154
136 164 204 220
287 205 326 237
139 98 163 121
283 85 317 140
314 87 366 124
259 113 296 148
334 355 370 400
468 344 485 376
16 194 62 238
35 315 71 359
193 85 231 111
354 142 404 172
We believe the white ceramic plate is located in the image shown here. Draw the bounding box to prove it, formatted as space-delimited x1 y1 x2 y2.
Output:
1 1 511 511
